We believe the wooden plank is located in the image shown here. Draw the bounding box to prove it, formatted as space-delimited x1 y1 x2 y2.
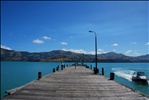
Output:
2 66 149 100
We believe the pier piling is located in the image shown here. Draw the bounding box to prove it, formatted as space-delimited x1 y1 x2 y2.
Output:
102 68 104 75
110 72 115 80
56 65 59 71
38 72 42 79
53 68 55 72
61 65 63 70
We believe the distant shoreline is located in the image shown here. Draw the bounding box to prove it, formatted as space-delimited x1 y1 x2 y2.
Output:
1 48 149 63
1 60 149 63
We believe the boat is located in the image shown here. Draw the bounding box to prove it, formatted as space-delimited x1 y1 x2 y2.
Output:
132 71 148 83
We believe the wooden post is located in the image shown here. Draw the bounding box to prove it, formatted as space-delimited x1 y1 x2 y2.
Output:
56 67 58 71
97 68 99 74
110 72 114 80
57 65 59 71
61 65 63 70
38 72 42 79
94 67 96 74
94 67 99 74
53 68 55 72
102 68 104 75
86 66 89 68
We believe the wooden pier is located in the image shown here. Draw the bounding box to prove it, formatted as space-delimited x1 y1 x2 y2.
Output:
2 66 149 100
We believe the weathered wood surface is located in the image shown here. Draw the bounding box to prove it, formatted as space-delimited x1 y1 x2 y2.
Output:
2 66 149 100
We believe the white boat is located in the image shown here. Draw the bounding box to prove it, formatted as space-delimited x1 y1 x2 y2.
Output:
132 71 148 84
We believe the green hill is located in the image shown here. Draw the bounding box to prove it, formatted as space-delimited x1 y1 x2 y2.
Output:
1 48 149 62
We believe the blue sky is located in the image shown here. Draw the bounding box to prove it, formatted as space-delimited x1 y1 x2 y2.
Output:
1 1 149 56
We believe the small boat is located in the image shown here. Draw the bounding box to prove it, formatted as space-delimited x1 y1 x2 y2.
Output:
132 71 148 83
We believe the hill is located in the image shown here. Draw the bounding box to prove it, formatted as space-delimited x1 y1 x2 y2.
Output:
99 52 149 62
1 48 149 62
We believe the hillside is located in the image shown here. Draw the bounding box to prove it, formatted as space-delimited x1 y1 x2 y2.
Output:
1 48 149 62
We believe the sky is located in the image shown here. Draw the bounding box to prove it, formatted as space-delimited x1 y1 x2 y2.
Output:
1 1 149 56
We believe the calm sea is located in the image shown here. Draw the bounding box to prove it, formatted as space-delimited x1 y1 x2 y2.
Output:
1 61 149 98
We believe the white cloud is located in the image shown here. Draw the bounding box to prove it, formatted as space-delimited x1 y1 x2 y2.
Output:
42 36 51 40
62 48 85 53
125 50 141 56
62 48 142 57
133 52 141 56
125 50 132 55
62 48 106 55
145 42 149 45
98 49 107 54
33 39 44 44
62 48 94 54
61 42 68 45
134 52 141 56
98 49 103 52
131 42 137 45
87 51 96 55
1 45 11 50
112 43 118 46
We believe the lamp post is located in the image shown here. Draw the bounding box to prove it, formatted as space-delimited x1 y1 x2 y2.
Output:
89 30 98 74
81 51 84 66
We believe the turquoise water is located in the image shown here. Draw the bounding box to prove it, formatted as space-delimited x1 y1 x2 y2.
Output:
1 61 149 98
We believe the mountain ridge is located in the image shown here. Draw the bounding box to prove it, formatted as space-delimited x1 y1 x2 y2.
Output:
1 48 149 62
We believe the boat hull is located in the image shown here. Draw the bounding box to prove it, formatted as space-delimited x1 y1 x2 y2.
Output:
132 77 148 84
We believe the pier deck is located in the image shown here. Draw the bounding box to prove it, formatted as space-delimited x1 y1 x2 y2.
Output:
2 66 149 100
